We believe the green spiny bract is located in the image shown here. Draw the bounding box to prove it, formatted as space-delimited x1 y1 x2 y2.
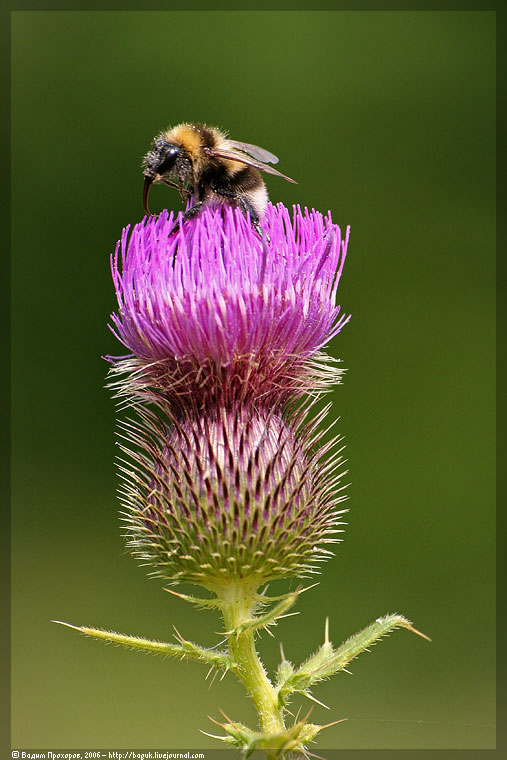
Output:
205 714 325 757
118 401 347 591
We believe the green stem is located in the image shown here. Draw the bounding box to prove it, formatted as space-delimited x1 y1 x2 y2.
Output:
216 578 285 757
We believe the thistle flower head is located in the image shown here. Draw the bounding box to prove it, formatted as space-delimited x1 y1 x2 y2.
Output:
109 203 350 410
110 202 350 589
119 402 347 589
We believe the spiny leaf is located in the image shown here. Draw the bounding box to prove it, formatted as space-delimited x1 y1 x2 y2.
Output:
203 711 334 755
52 620 236 672
163 587 222 610
276 614 430 706
225 590 301 638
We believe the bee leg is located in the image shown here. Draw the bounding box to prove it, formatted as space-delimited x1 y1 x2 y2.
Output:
161 178 191 200
236 197 269 242
246 209 270 244
169 202 205 235
210 185 263 237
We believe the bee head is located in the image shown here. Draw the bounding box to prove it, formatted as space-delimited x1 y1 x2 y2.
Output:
144 140 180 177
142 137 187 215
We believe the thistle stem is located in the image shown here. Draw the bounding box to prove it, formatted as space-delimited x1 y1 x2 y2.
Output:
217 579 285 756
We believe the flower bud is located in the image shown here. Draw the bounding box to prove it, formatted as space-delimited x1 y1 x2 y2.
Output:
119 403 347 589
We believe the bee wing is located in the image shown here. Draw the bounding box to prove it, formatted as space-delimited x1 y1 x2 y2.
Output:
226 140 280 165
211 148 297 184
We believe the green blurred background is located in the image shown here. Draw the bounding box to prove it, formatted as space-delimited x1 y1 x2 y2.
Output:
11 10 495 752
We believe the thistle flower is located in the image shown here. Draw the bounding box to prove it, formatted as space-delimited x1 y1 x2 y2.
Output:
109 203 350 410
109 202 350 589
56 199 429 757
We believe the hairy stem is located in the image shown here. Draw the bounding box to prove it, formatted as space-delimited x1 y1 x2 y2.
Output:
216 579 285 758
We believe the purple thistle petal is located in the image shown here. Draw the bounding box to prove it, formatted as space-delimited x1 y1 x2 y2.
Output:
108 203 350 407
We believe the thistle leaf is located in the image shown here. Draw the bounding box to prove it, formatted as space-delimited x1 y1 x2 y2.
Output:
277 614 430 706
163 587 222 610
52 620 235 672
205 712 327 755
225 590 301 638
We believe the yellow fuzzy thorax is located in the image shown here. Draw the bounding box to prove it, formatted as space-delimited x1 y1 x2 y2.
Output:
162 123 243 174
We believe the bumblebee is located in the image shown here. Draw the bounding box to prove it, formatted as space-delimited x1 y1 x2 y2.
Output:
142 122 296 235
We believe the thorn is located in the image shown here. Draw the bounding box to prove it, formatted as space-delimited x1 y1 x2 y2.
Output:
278 611 300 621
300 705 315 725
280 642 286 661
324 617 330 644
163 587 188 600
199 729 223 740
209 637 228 651
407 624 432 642
305 750 326 760
209 669 219 689
51 620 81 631
298 582 320 595
319 717 348 730
342 668 353 675
304 691 330 710
207 715 226 729
218 708 237 726
256 582 319 604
